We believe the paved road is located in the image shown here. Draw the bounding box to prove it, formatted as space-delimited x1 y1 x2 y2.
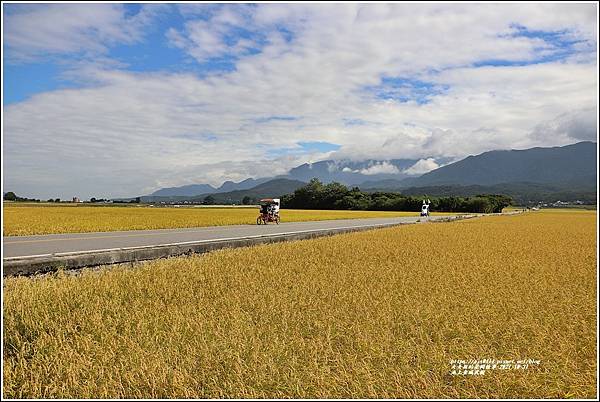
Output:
3 216 454 259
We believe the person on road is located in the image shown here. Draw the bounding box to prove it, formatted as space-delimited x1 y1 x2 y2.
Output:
421 199 430 217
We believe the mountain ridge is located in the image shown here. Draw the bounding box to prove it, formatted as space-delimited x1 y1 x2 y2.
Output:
410 141 596 187
189 178 306 204
142 141 597 203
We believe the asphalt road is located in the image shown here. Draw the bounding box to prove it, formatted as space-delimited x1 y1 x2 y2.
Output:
3 216 453 259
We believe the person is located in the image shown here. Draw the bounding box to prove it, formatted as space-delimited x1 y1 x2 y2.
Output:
420 199 431 217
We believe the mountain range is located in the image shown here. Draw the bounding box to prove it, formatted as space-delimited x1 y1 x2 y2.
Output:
149 177 271 197
408 141 596 187
148 159 435 197
287 159 427 185
141 141 597 204
189 179 306 204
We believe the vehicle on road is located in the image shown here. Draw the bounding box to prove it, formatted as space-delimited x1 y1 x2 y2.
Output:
257 198 280 225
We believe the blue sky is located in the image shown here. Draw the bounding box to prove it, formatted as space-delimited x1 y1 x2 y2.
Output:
2 3 597 198
365 77 450 105
4 4 186 103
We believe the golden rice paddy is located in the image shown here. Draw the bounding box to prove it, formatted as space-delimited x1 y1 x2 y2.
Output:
2 204 428 236
3 210 597 398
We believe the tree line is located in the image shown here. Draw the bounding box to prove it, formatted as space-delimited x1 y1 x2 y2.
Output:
4 192 117 204
3 192 41 202
280 179 512 213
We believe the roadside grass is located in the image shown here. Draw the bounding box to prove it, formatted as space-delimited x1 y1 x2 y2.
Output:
3 210 596 398
2 205 444 236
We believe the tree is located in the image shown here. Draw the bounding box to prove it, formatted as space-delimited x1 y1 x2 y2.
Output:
285 178 325 209
54 198 61 203
203 195 216 205
4 192 17 201
242 196 252 205
321 182 349 209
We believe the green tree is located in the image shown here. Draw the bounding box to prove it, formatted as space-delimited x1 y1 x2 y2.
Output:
4 192 17 201
287 178 325 209
242 196 252 205
321 182 349 209
203 195 216 205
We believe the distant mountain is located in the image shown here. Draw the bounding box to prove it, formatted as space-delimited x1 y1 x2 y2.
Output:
216 177 272 192
150 183 216 197
148 177 271 197
144 142 596 204
147 158 437 198
357 177 418 190
192 178 306 204
410 141 597 187
287 159 422 185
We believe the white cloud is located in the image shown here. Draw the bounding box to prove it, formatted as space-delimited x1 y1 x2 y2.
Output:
327 162 339 173
3 3 598 199
531 107 597 143
359 162 400 176
167 4 262 63
403 159 440 176
4 4 165 62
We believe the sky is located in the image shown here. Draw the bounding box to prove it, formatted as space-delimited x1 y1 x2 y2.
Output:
2 2 598 199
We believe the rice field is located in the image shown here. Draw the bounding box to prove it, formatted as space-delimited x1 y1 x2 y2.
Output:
3 210 597 398
2 205 429 236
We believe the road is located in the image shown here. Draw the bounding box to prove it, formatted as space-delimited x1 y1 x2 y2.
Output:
3 216 455 259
